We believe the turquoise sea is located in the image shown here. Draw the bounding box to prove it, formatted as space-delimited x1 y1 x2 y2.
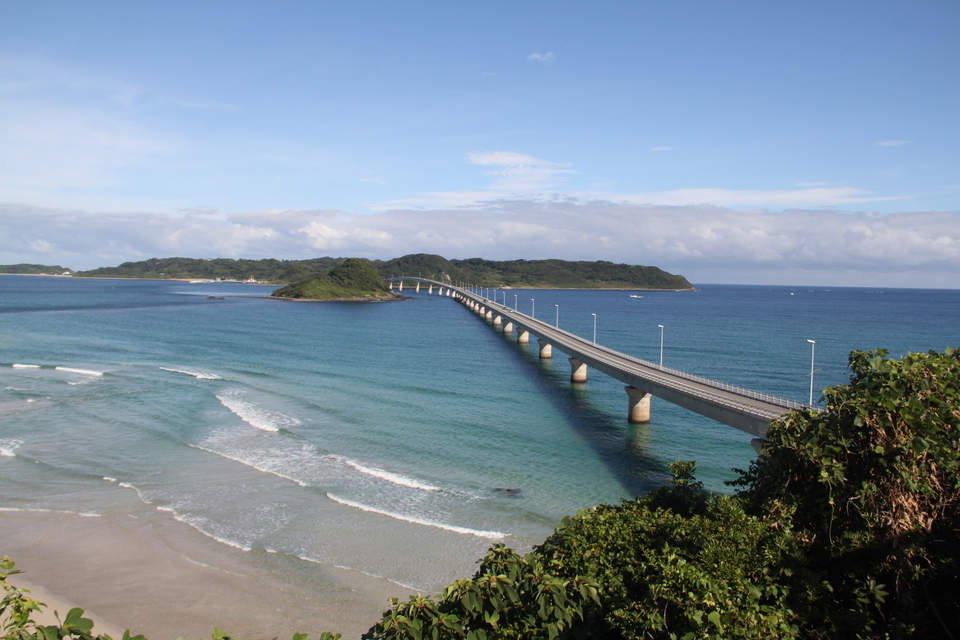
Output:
1 276 958 593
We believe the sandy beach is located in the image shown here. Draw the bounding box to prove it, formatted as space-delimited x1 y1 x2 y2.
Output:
0 510 410 639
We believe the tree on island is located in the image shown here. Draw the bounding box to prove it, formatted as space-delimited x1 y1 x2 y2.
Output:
271 258 397 301
3 349 958 639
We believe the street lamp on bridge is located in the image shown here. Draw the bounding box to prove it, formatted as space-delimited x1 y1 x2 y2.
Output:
807 339 817 406
555 304 559 328
531 299 535 318
592 313 597 343
658 324 665 366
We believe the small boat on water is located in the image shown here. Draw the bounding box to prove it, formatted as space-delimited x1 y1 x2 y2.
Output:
629 294 643 298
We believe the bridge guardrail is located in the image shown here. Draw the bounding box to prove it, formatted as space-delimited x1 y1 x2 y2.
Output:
460 291 820 416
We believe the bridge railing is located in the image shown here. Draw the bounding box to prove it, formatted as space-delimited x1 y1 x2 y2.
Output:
604 348 812 412
468 294 816 413
577 345 788 421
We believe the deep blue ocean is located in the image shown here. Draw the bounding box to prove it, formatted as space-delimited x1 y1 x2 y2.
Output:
1 276 958 591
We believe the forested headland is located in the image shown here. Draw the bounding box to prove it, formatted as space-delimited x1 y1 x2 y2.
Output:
71 254 693 290
0 264 73 275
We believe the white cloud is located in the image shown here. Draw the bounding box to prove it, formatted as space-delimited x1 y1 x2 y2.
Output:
609 187 907 208
876 140 912 147
464 151 577 192
376 152 906 210
3 200 959 288
527 52 555 63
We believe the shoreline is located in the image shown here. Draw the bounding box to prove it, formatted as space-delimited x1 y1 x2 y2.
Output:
0 510 408 639
0 274 696 291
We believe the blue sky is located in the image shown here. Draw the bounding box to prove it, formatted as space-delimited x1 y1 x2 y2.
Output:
1 1 958 286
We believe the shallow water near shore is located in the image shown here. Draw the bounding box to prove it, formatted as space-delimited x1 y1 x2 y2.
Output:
1 276 958 634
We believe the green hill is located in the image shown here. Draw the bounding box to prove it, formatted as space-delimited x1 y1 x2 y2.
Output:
271 258 397 301
372 254 693 289
0 263 73 275
74 254 693 290
75 257 340 282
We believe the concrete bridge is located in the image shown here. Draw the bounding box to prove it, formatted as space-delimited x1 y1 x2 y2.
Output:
386 277 811 445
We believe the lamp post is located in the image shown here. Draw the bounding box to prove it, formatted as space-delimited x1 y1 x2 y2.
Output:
592 313 597 343
514 294 518 310
658 324 665 366
807 339 817 405
555 304 559 328
531 299 535 318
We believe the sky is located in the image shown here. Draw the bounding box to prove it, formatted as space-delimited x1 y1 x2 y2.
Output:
1 1 958 287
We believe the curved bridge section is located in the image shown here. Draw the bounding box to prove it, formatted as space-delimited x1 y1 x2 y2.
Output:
386 277 810 441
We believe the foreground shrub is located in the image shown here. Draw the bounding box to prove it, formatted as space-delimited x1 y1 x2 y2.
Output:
736 347 960 638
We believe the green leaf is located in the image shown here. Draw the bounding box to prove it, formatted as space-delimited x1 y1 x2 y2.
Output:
707 610 722 629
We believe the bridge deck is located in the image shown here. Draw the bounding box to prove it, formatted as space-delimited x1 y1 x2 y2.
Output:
386 278 810 438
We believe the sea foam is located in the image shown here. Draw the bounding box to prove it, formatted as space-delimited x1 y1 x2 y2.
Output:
187 443 309 487
55 367 104 376
216 390 301 432
326 493 505 540
334 456 441 492
12 364 41 369
160 367 222 380
0 439 22 457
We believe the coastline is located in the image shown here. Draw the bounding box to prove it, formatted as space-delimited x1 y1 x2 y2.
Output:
0 511 406 639
0 274 695 291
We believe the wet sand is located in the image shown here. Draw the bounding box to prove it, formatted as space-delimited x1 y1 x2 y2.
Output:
0 511 412 639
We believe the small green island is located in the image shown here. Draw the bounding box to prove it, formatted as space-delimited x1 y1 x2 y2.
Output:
270 258 400 301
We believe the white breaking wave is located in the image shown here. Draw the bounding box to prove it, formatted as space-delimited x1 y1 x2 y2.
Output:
160 367 222 380
187 443 309 487
12 364 41 369
55 367 104 376
334 456 441 492
0 439 22 457
216 390 301 432
163 508 253 552
326 493 505 540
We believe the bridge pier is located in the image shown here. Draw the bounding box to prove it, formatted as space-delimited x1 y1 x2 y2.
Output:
537 339 552 359
415 282 420 293
569 358 587 383
626 386 651 423
493 314 502 327
398 281 403 292
428 284 433 294
517 329 530 343
485 310 494 321
503 321 513 333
